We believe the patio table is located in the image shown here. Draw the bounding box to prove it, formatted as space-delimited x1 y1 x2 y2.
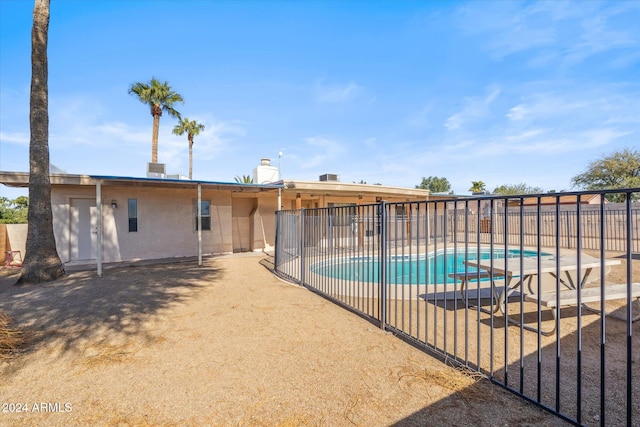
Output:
463 254 623 335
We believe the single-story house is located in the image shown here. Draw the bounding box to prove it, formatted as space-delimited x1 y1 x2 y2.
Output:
0 171 281 273
1 164 437 273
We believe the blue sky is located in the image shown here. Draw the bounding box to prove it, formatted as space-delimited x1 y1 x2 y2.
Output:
1 0 639 199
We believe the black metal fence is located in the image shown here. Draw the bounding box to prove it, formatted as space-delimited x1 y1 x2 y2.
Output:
274 189 640 426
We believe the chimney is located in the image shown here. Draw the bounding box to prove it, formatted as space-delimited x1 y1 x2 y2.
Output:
253 158 279 184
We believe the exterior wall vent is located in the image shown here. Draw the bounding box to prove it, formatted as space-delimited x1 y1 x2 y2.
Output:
319 173 339 182
147 162 166 178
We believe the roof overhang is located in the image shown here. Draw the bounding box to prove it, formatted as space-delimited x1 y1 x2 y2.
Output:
0 172 283 193
282 179 431 198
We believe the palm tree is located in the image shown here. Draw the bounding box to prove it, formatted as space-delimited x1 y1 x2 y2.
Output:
18 0 64 284
234 175 254 184
129 77 183 163
469 181 486 194
172 117 205 179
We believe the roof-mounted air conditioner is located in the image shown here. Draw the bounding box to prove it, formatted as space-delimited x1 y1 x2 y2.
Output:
319 173 339 182
147 162 166 178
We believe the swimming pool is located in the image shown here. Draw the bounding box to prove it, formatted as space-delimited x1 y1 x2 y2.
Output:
310 248 550 285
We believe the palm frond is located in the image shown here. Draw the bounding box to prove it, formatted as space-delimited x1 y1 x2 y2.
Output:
234 175 254 184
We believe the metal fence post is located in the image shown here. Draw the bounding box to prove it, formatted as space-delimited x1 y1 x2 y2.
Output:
625 191 633 426
300 208 306 286
328 212 333 256
274 211 280 271
379 201 387 330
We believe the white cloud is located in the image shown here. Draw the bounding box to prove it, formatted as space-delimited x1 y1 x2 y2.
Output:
0 131 29 146
313 79 365 103
562 12 637 66
471 126 630 158
445 86 501 130
413 81 639 191
444 115 462 131
455 1 640 68
0 90 247 178
161 115 247 175
406 103 434 128
505 129 547 141
505 87 640 126
455 2 556 58
506 105 526 121
442 139 474 151
363 137 377 148
300 136 345 169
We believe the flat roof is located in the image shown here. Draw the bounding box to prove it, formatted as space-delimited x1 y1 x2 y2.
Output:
282 179 431 198
0 171 283 192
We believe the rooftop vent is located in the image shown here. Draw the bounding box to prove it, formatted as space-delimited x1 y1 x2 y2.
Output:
147 162 166 178
166 174 188 180
319 173 339 182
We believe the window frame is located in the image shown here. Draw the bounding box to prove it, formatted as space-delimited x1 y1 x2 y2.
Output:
195 199 212 231
128 198 138 232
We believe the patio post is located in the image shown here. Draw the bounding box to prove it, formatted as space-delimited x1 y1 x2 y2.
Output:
96 180 103 277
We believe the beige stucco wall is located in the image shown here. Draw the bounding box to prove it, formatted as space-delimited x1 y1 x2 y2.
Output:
249 194 278 251
50 184 276 264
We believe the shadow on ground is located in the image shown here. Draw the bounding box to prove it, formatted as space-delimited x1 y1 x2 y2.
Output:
390 379 567 427
0 259 219 372
390 297 638 426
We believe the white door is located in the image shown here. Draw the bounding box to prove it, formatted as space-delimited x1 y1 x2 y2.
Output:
70 198 97 261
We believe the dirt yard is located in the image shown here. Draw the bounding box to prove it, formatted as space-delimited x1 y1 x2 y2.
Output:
1 253 571 426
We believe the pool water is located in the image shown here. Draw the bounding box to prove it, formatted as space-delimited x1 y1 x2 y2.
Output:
310 248 548 285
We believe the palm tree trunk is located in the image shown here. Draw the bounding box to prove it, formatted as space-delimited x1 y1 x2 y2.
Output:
189 141 193 179
151 112 160 163
18 0 64 284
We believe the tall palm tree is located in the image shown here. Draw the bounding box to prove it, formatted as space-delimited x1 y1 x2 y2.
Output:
18 0 64 284
129 77 183 163
172 117 205 179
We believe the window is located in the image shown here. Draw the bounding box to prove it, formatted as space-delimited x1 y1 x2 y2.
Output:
128 198 138 232
195 200 211 231
327 202 356 226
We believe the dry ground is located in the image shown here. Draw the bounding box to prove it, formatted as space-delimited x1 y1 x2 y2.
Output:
0 254 571 426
